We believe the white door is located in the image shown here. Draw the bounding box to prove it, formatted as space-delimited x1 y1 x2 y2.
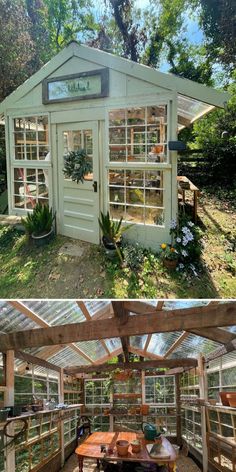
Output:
57 121 99 244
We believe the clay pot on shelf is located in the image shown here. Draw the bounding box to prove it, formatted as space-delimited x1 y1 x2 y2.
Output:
116 440 129 456
226 393 236 408
219 392 231 406
131 440 141 454
140 405 149 415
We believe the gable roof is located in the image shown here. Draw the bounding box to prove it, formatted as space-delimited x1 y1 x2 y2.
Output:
0 41 230 114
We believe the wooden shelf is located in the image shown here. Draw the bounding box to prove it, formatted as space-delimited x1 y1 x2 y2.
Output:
113 393 141 399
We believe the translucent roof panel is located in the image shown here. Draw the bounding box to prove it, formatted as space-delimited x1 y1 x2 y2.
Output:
0 301 39 332
47 346 90 367
170 334 221 359
147 332 183 357
130 335 148 350
84 301 111 317
177 94 215 126
75 340 107 361
163 300 210 310
23 300 85 325
104 338 122 352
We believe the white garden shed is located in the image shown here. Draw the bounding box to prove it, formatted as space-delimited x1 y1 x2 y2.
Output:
0 42 229 248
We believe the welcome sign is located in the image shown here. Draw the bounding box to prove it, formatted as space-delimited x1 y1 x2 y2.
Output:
42 68 109 104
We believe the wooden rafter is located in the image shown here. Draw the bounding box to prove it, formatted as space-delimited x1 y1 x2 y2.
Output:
77 301 110 355
1 302 235 351
164 332 190 358
65 358 198 374
143 302 165 353
124 301 160 314
9 300 95 365
93 347 123 365
188 327 236 345
128 345 163 360
112 301 130 362
15 350 61 373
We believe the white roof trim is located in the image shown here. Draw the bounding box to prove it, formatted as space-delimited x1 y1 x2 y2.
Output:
0 41 230 113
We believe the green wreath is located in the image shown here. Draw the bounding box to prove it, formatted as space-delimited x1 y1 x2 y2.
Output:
63 149 93 184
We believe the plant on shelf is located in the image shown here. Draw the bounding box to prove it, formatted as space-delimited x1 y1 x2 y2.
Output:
98 211 133 262
159 243 178 269
63 149 92 184
21 202 55 246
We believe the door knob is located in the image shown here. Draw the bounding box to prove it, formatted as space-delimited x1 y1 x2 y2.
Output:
93 181 98 192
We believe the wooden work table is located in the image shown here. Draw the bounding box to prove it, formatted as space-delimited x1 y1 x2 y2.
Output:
177 175 200 222
75 432 177 472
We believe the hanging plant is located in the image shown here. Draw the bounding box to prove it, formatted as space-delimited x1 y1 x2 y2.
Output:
63 149 93 184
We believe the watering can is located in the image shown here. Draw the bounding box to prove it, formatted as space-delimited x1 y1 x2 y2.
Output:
141 422 161 441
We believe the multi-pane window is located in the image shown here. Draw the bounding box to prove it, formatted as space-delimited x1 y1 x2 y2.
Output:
108 105 168 226
109 106 168 163
208 366 236 400
14 370 59 405
13 167 49 210
12 115 51 211
145 375 175 404
85 379 110 405
109 169 164 225
13 116 49 161
181 407 202 450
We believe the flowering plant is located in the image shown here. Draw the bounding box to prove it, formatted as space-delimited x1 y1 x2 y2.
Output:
160 243 179 261
169 215 202 275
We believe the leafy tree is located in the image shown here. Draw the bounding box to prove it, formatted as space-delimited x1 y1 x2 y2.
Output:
25 0 51 67
191 72 236 183
196 0 236 73
167 41 213 85
0 0 35 101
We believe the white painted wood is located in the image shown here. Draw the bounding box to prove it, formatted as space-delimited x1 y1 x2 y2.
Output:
57 121 100 244
0 42 229 112
170 96 178 221
198 354 208 472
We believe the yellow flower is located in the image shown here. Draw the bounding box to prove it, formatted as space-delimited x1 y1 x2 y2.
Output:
170 247 175 252
161 243 167 249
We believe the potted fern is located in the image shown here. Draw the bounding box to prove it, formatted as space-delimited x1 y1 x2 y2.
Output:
21 202 55 247
98 211 133 262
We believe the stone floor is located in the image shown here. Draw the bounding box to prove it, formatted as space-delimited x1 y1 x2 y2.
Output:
61 454 202 472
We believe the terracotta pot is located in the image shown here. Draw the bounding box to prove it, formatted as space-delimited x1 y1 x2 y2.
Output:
226 393 236 408
163 259 178 270
219 391 232 406
116 440 129 456
140 405 149 415
131 440 141 454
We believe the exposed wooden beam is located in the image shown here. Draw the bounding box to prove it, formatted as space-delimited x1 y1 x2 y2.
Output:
143 300 164 354
164 332 190 358
65 358 198 374
112 301 129 362
17 345 66 374
188 327 235 345
77 301 110 355
91 304 114 320
1 302 235 351
156 301 165 310
143 334 152 353
15 350 61 373
9 300 95 364
205 337 236 363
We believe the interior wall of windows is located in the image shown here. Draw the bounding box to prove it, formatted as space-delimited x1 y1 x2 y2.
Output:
11 115 51 211
14 367 59 405
145 375 175 404
207 354 236 400
108 105 168 227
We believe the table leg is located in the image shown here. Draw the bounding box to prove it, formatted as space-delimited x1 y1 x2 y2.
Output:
78 455 84 472
168 461 177 472
97 459 100 469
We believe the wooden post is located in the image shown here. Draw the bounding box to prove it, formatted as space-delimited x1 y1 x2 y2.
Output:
175 373 182 446
198 354 208 472
59 368 65 468
5 350 15 472
141 370 145 406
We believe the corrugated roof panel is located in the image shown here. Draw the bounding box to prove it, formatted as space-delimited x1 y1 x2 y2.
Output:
84 301 111 317
0 301 38 332
104 338 121 352
170 334 220 359
147 332 183 356
130 335 148 350
75 340 107 361
23 300 85 325
47 346 90 367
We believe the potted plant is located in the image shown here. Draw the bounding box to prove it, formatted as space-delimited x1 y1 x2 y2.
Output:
63 149 92 183
21 202 55 247
160 243 178 269
98 211 133 262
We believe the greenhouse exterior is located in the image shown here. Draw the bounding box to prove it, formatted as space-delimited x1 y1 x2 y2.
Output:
0 300 236 472
0 41 229 249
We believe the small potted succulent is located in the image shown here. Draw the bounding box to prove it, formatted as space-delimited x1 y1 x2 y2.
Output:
21 202 55 247
160 243 178 269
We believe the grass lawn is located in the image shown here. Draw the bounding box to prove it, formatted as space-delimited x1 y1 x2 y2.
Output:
0 186 235 299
